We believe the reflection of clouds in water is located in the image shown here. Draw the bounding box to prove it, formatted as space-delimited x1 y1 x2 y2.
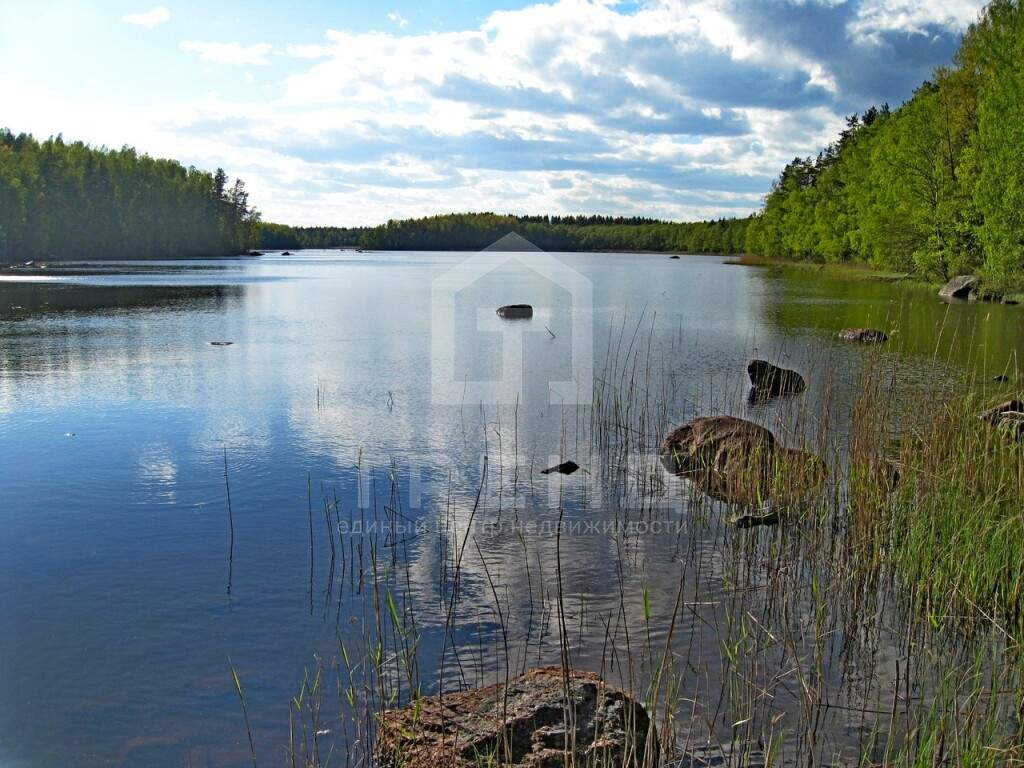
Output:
137 443 178 500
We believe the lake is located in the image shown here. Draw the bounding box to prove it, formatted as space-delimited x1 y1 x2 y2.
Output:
0 250 1021 767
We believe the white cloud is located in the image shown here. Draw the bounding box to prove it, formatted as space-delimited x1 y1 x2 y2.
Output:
850 0 982 41
180 41 273 66
387 11 408 28
14 0 986 226
122 6 170 28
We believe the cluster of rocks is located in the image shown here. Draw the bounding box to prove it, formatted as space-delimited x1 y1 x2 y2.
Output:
377 667 656 768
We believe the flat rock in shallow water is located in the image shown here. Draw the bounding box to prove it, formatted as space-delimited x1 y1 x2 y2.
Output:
496 304 533 319
838 328 888 343
979 399 1024 424
209 341 233 346
659 416 825 510
747 359 806 397
377 667 655 768
938 274 978 299
979 399 1024 440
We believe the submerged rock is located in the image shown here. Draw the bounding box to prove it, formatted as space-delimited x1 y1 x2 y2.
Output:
377 667 655 768
939 275 978 299
541 460 580 476
669 254 681 259
838 328 888 343
747 359 807 398
676 743 767 767
496 304 534 319
282 250 293 255
248 250 264 257
659 415 825 511
209 341 233 346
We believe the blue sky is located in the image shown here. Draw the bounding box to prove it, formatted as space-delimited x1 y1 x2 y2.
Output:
1 0 986 226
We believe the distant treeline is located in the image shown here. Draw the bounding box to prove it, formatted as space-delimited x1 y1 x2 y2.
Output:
260 213 751 255
8 0 1023 283
264 2 1024 290
746 0 1024 289
0 130 261 262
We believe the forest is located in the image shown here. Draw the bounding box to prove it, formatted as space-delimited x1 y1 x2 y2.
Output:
259 213 750 255
746 0 1024 290
0 130 261 262
4 0 1023 289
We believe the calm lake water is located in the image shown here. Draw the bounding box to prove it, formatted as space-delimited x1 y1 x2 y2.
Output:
0 251 1021 767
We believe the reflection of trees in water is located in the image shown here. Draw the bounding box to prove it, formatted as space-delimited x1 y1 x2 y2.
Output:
0 283 245 376
0 282 243 320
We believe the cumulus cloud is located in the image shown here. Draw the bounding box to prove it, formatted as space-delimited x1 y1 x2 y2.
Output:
180 41 273 66
122 6 170 28
850 0 983 41
96 0 988 224
387 11 408 28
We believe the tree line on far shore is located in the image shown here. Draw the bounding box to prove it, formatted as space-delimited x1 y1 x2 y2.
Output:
0 130 261 263
263 1 1024 291
745 0 1024 290
4 2 1023 290
258 214 751 256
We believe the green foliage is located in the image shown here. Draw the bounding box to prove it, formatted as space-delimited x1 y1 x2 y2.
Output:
260 212 753 254
748 1 1024 289
0 129 261 262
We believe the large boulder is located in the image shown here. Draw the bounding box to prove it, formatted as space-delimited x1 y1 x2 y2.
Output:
747 359 806 398
377 667 655 768
939 275 978 299
838 328 888 344
659 415 825 511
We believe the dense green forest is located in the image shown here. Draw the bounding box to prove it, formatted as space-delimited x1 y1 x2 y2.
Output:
259 214 750 255
0 130 261 262
746 0 1024 290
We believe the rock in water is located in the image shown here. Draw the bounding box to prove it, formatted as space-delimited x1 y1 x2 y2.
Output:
747 359 806 397
496 304 533 319
669 255 681 259
377 667 655 768
659 415 825 510
979 399 1024 423
979 399 1024 441
939 275 978 299
838 328 888 343
541 460 580 475
209 341 233 346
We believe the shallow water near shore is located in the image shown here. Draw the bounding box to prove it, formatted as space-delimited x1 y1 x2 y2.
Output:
0 251 1021 767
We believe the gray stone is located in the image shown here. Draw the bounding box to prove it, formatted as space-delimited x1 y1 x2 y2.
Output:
377 667 655 767
939 275 978 299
